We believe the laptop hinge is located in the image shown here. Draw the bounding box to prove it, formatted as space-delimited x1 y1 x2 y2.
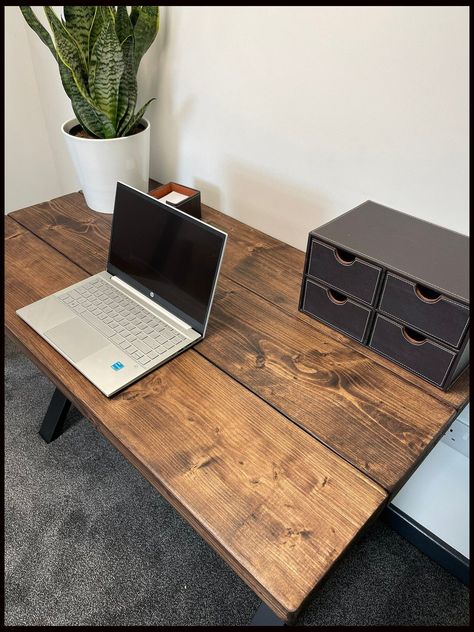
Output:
110 276 193 330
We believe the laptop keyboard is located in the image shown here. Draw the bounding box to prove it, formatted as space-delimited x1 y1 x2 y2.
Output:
58 277 186 367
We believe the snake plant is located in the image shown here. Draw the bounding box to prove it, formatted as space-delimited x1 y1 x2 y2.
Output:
20 6 159 138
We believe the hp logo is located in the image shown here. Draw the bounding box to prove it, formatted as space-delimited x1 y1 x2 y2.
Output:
150 292 154 298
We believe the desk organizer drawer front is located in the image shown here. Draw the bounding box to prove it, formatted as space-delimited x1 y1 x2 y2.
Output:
302 278 373 342
369 314 457 387
307 239 382 305
379 273 469 348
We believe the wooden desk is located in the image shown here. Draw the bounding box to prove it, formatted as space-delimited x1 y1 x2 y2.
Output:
5 189 469 624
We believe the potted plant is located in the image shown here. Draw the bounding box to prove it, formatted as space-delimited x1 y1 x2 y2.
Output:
20 6 159 213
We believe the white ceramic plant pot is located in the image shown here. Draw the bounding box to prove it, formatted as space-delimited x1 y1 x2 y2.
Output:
62 118 151 213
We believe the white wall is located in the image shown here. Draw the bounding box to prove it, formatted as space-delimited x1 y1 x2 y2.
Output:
4 6 66 212
5 6 469 250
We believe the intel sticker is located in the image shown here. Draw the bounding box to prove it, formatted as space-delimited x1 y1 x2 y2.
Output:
111 361 124 371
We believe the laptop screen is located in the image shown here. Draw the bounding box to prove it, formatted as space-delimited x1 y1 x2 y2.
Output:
107 182 227 335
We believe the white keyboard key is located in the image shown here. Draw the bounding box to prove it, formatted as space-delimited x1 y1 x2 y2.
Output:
134 338 152 353
110 333 125 345
82 312 115 337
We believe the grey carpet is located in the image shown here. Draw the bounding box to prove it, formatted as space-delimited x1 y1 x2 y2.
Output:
4 336 470 626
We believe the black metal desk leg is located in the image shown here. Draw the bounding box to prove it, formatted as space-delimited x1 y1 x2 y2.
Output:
39 388 72 443
250 602 286 626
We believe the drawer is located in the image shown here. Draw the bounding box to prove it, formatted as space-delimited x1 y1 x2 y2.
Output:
379 273 469 348
307 239 382 305
302 278 373 343
369 314 457 387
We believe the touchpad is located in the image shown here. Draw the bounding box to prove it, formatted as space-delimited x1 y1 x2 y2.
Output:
44 318 109 363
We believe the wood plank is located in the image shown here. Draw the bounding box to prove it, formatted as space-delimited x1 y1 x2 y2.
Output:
9 193 468 410
200 205 470 410
201 279 457 491
5 217 26 239
9 192 111 273
4 217 387 622
8 197 464 490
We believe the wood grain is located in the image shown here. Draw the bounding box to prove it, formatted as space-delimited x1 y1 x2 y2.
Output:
5 217 387 622
5 217 26 239
10 192 111 272
201 279 457 491
199 205 470 409
10 193 469 409
8 194 466 490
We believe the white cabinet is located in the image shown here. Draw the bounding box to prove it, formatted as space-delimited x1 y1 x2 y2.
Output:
385 404 469 583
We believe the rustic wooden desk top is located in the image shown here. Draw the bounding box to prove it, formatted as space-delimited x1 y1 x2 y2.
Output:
5 188 469 622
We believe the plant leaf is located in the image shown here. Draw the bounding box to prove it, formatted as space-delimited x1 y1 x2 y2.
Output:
88 7 116 59
130 6 140 26
19 6 57 59
21 5 158 140
103 6 116 22
132 6 159 73
44 6 89 98
63 6 95 66
116 35 137 135
88 6 103 57
115 5 133 44
59 61 116 138
89 20 124 126
121 98 155 137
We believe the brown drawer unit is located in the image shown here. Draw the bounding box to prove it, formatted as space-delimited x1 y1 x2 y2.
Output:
302 278 373 343
369 315 457 388
307 239 382 305
299 200 469 390
379 273 469 348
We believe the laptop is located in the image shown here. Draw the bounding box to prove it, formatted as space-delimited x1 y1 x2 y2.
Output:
16 182 227 397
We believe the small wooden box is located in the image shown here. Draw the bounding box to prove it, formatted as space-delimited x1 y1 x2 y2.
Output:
149 182 201 219
299 201 469 391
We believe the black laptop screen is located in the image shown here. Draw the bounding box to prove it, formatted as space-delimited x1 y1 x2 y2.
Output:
107 183 226 334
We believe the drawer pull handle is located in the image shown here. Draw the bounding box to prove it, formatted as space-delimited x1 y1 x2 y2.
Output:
415 284 442 303
334 247 356 266
402 326 427 345
327 288 347 305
